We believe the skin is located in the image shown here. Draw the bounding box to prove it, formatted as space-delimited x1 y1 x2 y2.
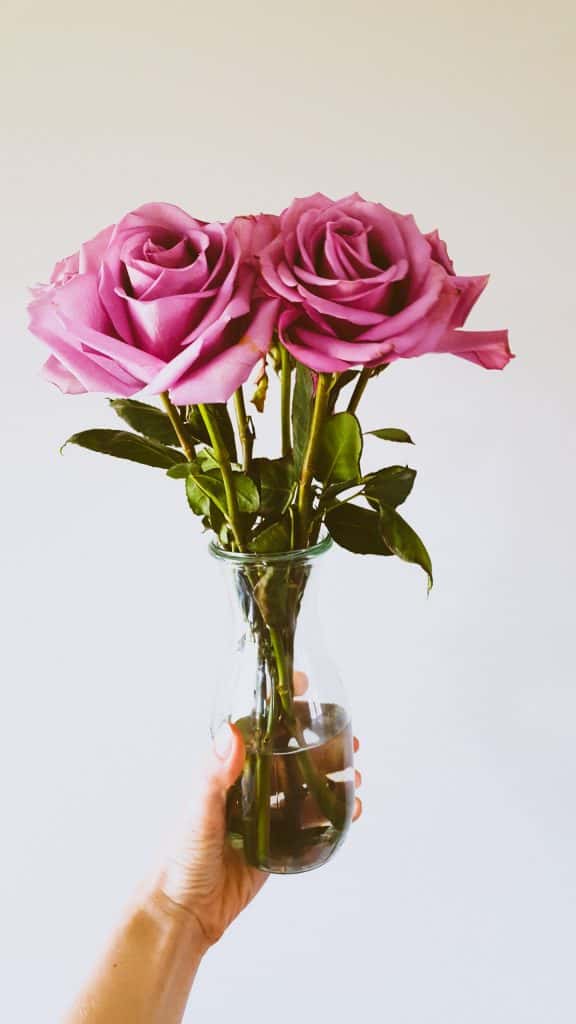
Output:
65 706 362 1024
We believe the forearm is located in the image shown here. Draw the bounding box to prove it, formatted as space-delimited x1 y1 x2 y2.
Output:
64 883 209 1024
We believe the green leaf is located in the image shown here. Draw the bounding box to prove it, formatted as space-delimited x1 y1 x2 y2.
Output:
366 427 414 444
165 447 222 478
326 503 393 555
63 430 186 469
292 363 314 474
316 412 362 486
378 504 433 590
186 475 210 516
208 500 227 537
232 473 260 514
248 515 292 554
364 466 416 508
167 461 196 479
187 468 259 518
196 447 220 471
109 398 192 448
252 457 296 518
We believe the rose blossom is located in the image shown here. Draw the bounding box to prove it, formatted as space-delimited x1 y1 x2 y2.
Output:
28 203 280 404
259 192 512 373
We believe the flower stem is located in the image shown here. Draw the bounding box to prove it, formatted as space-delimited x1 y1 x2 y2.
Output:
295 372 331 547
159 392 196 462
346 368 372 415
232 387 253 474
267 622 345 831
197 404 244 551
280 345 292 457
254 749 272 866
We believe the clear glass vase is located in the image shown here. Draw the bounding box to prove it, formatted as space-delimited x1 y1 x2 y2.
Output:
209 535 355 874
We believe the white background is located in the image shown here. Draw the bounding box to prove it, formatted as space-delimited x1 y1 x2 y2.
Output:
2 1 575 1020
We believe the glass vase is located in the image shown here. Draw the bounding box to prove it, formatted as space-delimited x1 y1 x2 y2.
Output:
210 535 355 874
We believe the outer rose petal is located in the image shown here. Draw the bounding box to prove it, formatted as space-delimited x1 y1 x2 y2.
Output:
233 213 280 257
449 274 489 327
42 355 86 394
31 321 140 395
50 224 114 284
425 229 454 273
32 273 164 384
435 329 514 369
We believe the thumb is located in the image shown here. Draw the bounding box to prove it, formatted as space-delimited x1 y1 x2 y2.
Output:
195 723 245 838
210 722 246 790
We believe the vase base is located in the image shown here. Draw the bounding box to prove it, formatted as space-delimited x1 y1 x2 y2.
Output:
228 824 344 874
226 702 354 874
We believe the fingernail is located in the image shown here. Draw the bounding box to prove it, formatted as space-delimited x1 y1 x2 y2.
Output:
214 723 233 761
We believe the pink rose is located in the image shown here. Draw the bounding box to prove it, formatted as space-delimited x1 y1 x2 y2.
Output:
29 203 280 404
259 192 512 373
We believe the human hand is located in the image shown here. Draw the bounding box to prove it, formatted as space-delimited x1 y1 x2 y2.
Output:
155 694 362 949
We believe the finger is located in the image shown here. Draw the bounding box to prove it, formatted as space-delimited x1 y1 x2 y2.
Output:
352 796 363 822
354 769 362 790
191 724 245 838
293 670 309 696
209 723 245 791
353 736 360 753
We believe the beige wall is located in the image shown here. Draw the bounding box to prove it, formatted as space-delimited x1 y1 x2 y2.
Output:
2 2 575 1021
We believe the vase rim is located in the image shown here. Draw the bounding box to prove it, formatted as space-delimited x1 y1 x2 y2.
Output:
208 532 333 566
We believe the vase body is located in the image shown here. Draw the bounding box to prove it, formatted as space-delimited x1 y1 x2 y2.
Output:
210 536 354 874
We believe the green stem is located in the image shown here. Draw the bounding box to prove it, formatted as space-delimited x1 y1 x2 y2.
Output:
197 404 244 551
159 392 196 462
280 345 292 457
295 373 331 547
346 368 372 415
269 626 293 715
232 387 253 473
267 623 345 831
254 750 272 866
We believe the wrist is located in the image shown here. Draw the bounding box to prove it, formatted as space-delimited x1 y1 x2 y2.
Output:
139 881 212 960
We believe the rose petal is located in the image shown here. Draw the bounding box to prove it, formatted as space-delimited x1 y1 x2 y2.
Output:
294 321 394 364
449 274 490 327
355 263 449 342
260 237 300 302
168 337 261 404
122 290 214 358
31 320 140 395
296 260 409 323
281 335 351 373
57 310 165 383
396 214 431 294
42 355 87 394
425 229 454 273
233 213 280 257
435 329 514 369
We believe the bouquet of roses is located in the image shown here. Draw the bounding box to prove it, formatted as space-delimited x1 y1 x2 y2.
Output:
29 193 511 871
